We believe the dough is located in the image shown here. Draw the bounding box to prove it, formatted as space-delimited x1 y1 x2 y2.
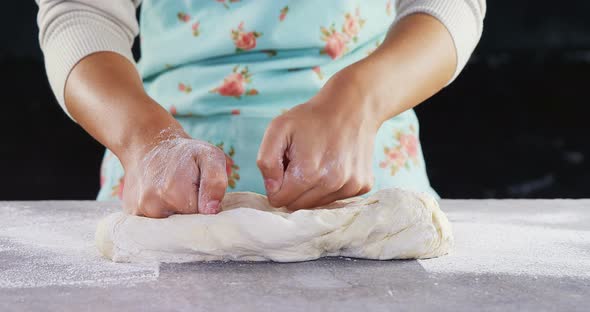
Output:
96 188 453 263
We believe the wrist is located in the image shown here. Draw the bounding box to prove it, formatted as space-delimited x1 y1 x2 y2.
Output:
113 100 189 169
348 58 407 122
312 65 389 132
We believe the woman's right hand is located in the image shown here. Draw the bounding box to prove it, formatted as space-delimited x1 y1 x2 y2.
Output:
62 52 228 218
120 130 229 218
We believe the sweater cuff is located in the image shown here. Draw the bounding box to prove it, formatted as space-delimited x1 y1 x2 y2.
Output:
41 11 136 120
395 0 483 84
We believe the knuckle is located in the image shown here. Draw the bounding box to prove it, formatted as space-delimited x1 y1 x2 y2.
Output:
205 175 228 189
144 209 171 219
347 176 363 189
357 185 371 196
142 185 162 201
122 201 139 216
320 176 343 193
267 192 291 208
137 198 172 219
270 115 288 129
213 147 227 159
304 173 321 186
285 203 304 211
365 177 375 191
202 143 224 156
179 204 199 215
267 196 284 208
160 180 174 195
207 147 227 162
341 181 362 197
293 166 321 185
256 157 274 171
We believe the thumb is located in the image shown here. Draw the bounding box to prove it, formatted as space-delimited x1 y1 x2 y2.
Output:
257 118 289 195
197 149 228 214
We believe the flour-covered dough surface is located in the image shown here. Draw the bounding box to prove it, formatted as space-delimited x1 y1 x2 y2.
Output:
96 188 453 262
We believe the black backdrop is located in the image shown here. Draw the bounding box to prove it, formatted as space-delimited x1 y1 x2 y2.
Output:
1 1 589 200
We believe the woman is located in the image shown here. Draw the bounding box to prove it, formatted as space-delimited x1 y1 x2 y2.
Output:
36 1 485 217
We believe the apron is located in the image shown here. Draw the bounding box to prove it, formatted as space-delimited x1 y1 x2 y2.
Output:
98 0 439 200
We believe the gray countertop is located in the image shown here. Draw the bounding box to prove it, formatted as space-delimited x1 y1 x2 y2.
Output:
1 200 589 311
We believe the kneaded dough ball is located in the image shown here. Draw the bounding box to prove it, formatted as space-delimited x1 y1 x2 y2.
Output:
96 188 453 263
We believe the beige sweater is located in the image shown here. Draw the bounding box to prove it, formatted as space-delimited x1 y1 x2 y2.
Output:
36 0 486 114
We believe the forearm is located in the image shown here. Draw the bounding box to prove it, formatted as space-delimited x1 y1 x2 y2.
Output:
349 13 456 123
65 52 185 166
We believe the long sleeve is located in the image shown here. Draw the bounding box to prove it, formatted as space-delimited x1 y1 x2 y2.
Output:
395 0 487 83
36 0 141 116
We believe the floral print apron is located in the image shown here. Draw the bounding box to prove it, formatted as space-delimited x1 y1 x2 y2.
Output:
97 0 439 200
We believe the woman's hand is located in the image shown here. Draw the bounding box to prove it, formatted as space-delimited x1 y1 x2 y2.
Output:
65 52 229 218
121 130 228 218
257 13 457 210
257 68 382 210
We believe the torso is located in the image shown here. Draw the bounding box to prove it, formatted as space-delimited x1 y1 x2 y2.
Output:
138 0 396 116
97 1 439 200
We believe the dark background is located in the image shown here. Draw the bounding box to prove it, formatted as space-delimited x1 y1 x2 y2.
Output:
1 1 589 200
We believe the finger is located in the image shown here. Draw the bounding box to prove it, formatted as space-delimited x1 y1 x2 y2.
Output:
187 176 200 214
166 166 200 214
353 172 374 197
288 180 363 211
355 181 373 197
285 177 345 210
137 189 175 218
198 151 228 214
257 118 289 196
267 162 317 208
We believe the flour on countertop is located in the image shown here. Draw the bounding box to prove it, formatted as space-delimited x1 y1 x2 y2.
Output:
0 202 158 288
419 200 590 278
1 199 590 289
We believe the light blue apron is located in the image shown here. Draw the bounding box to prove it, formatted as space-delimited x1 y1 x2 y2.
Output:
98 0 438 200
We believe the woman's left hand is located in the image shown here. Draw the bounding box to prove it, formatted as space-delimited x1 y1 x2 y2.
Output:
257 67 384 210
258 12 459 210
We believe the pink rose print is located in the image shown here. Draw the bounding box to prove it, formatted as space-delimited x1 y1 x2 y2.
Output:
216 142 240 188
210 65 259 98
217 0 240 9
177 12 190 23
216 73 244 96
320 26 348 59
231 22 262 52
169 105 177 115
399 133 419 158
99 155 108 187
177 12 201 37
178 83 192 93
231 109 241 115
192 21 200 37
342 8 365 42
380 126 421 176
312 66 324 80
380 148 406 168
386 0 393 16
279 6 289 21
111 176 124 199
320 8 365 59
